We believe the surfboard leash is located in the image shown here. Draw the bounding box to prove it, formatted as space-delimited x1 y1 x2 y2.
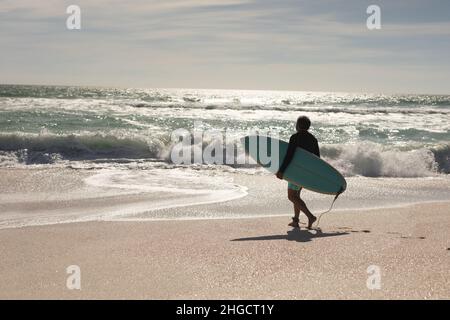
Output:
315 187 344 228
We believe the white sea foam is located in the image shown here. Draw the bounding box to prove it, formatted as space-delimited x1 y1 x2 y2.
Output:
1 86 449 229
1 86 449 177
0 168 248 229
324 142 441 177
0 132 448 176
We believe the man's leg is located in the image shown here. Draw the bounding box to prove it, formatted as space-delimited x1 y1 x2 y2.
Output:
288 188 316 228
287 188 301 227
288 188 301 227
293 190 301 220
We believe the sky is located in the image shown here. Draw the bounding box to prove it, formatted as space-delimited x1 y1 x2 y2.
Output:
1 0 450 94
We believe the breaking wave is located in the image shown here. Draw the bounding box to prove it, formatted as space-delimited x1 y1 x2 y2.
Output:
0 132 448 177
0 133 163 163
322 143 448 178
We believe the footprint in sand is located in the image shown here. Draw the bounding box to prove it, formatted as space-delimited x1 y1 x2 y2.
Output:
387 231 425 240
337 227 371 233
400 236 426 240
349 229 371 233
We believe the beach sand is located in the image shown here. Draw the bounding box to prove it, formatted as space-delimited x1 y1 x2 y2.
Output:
0 168 449 299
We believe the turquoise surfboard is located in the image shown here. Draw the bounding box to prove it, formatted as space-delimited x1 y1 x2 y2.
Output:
242 135 346 195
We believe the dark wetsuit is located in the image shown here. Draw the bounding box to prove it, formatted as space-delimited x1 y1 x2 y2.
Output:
278 130 320 190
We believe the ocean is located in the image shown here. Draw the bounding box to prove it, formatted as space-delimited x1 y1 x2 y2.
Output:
1 84 449 176
0 84 449 228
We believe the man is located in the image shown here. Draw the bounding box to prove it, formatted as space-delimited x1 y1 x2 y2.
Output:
276 116 320 229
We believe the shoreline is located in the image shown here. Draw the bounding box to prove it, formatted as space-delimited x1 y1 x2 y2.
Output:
13 199 450 227
1 167 449 230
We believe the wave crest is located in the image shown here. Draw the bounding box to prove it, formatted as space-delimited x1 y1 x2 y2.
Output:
322 143 442 177
0 133 448 177
0 133 163 163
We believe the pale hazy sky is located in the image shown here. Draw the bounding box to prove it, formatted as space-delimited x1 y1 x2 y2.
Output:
1 0 450 94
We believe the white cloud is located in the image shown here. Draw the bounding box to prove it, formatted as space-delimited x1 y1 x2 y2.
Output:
0 0 449 93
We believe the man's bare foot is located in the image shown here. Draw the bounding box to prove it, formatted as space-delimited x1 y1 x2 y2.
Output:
288 221 300 228
307 216 317 229
288 217 300 228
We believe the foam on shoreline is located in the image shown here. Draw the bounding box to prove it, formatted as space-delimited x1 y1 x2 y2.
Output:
0 167 449 229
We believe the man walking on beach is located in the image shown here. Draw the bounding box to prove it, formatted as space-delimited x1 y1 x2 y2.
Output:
276 116 320 229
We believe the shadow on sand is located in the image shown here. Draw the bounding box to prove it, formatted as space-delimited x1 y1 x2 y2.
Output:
231 228 349 243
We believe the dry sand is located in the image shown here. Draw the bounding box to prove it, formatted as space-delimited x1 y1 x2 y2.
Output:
0 201 449 299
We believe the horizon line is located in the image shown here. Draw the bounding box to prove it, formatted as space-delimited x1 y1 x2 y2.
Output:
1 82 449 97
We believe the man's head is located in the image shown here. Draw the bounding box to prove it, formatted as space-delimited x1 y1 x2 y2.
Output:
296 116 311 131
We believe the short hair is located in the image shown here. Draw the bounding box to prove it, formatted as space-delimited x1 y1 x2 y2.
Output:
296 116 311 131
